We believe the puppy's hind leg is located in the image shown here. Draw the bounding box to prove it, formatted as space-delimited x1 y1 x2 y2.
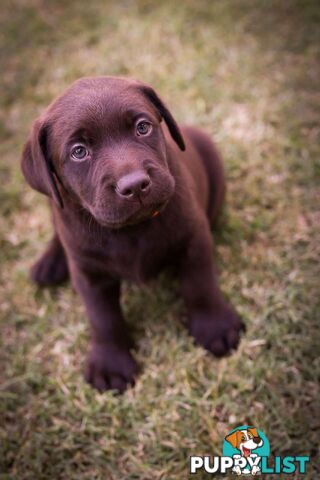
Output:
183 126 226 226
31 233 69 287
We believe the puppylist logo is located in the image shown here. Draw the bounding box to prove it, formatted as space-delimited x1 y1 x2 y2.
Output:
223 426 269 475
190 425 310 475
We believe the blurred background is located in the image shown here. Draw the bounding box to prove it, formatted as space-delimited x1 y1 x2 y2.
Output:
0 1 319 478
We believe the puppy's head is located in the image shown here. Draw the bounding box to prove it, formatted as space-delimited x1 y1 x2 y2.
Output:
21 76 185 228
225 428 263 457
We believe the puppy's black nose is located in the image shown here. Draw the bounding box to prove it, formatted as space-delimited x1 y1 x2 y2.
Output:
116 171 151 199
253 437 261 444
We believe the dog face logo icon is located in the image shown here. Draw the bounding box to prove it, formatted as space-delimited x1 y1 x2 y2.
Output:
226 427 263 458
223 426 270 475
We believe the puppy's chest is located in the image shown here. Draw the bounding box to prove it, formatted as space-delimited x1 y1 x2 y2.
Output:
108 237 164 280
82 225 184 281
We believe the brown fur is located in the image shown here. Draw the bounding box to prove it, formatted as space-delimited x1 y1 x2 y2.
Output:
22 76 244 392
225 428 260 450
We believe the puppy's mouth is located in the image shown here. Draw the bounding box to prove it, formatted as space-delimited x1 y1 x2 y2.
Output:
242 447 251 458
93 201 167 229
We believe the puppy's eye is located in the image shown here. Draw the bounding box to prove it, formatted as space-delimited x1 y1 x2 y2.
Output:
71 145 89 161
136 121 152 136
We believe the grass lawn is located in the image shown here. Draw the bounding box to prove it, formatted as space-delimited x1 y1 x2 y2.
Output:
0 1 319 478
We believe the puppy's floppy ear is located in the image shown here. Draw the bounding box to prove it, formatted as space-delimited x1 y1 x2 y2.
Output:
248 427 259 437
139 85 185 151
21 118 63 208
225 430 241 449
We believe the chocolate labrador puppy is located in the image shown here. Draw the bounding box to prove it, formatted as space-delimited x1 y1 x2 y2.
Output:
21 76 243 392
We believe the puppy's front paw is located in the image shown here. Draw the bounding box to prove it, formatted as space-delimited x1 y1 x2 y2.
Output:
189 305 244 357
233 465 242 475
85 342 139 393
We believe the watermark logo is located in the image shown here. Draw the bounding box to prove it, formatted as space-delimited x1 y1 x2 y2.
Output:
190 425 310 475
223 425 269 475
